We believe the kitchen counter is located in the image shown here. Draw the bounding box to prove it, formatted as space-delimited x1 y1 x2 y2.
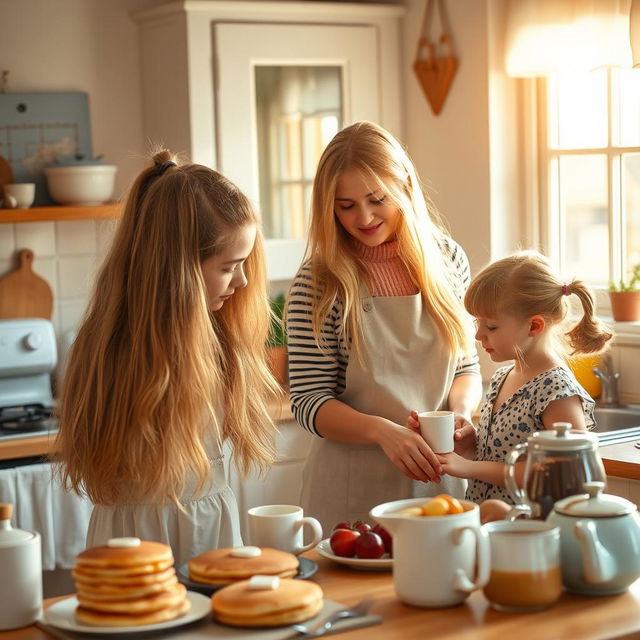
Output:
600 441 640 480
5 551 640 639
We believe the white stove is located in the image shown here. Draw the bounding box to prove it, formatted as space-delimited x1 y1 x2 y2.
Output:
0 318 58 440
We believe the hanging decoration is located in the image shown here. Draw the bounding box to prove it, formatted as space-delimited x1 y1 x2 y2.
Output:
413 0 458 116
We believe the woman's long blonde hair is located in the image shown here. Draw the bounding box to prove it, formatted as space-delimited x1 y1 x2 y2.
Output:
56 151 279 505
464 251 613 355
302 121 471 359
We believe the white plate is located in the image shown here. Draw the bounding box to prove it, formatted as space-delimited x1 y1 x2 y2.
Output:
42 590 210 635
316 538 393 570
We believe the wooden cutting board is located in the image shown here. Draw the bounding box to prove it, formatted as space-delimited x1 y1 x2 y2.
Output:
0 249 53 319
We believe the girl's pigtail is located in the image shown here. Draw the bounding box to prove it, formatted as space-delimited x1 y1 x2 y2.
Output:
565 281 613 354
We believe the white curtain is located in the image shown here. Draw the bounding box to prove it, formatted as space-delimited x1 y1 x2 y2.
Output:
506 0 634 76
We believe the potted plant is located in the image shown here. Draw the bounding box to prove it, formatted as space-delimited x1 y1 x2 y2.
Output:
609 264 640 322
267 293 288 385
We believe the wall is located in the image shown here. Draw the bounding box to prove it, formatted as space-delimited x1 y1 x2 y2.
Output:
0 0 166 363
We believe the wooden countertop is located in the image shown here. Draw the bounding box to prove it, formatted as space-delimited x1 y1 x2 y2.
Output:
0 395 294 462
5 551 640 639
600 441 640 480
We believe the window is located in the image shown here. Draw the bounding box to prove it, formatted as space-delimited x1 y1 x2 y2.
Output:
538 68 640 289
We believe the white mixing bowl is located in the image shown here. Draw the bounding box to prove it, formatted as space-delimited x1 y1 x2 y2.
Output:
44 165 117 206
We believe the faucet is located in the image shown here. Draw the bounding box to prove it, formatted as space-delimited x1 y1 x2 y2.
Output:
592 354 624 408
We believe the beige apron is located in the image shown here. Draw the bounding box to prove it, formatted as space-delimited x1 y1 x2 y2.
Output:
301 293 466 532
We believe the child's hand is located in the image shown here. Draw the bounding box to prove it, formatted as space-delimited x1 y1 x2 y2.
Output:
453 414 477 458
437 451 473 479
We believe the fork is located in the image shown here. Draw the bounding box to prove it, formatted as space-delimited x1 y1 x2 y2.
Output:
290 597 374 638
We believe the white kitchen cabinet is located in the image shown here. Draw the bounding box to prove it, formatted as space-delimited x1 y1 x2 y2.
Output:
134 1 405 280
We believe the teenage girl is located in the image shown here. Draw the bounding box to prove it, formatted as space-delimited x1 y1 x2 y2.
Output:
56 151 279 565
437 251 612 506
287 121 482 531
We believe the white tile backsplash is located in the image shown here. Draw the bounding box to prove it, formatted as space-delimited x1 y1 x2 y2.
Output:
0 225 15 259
56 220 97 255
1 219 103 365
15 221 56 256
57 256 98 299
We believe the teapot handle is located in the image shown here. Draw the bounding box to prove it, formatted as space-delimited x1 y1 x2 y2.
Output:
451 524 490 592
504 443 529 507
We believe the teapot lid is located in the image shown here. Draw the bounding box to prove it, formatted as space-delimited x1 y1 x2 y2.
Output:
0 503 36 547
529 422 598 452
553 482 636 517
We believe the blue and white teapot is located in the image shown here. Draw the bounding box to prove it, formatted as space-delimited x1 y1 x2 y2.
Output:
547 481 640 595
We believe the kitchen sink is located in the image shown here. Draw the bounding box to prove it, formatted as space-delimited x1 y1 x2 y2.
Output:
592 404 640 444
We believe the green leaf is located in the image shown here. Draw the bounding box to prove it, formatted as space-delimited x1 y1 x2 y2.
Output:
268 293 287 347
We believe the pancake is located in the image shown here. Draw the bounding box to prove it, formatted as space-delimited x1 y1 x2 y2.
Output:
77 583 186 614
76 575 178 600
72 538 188 628
211 578 323 627
72 566 176 586
188 547 299 586
75 598 191 628
76 540 173 569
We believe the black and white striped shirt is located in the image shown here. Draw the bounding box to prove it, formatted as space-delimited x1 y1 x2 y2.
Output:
287 237 480 435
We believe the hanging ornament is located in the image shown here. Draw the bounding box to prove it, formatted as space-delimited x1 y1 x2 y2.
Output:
413 0 458 115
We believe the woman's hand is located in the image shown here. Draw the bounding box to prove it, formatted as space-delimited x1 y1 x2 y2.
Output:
437 451 473 479
453 413 476 459
376 418 442 483
406 409 420 431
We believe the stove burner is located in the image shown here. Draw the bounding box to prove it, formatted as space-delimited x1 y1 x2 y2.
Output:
0 405 53 431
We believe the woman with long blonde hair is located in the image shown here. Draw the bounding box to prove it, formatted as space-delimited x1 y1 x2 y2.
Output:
56 151 279 564
287 121 481 530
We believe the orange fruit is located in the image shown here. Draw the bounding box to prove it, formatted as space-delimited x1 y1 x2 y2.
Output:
434 494 464 514
422 497 450 516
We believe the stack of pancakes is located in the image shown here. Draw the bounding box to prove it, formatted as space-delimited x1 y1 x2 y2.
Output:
72 539 190 627
212 578 323 627
188 547 299 586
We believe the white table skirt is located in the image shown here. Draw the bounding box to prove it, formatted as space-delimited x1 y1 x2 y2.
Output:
0 462 93 570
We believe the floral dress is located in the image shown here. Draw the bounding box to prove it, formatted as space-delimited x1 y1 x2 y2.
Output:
466 365 595 504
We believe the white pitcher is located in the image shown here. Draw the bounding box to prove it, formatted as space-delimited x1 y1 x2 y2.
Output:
370 498 489 608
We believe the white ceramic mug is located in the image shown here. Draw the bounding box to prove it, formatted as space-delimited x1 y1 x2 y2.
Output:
482 520 562 612
371 497 490 608
418 410 454 453
3 183 35 209
248 505 323 555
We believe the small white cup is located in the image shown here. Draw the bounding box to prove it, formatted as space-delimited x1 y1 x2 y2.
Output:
418 410 455 453
247 505 323 555
3 183 35 209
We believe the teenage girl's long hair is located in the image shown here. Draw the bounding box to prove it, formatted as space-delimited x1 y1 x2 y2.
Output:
55 151 278 505
301 120 472 360
464 251 613 357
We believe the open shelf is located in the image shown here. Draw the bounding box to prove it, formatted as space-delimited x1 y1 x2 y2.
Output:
0 203 121 223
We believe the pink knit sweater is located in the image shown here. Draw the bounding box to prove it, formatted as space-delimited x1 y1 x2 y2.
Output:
351 239 419 297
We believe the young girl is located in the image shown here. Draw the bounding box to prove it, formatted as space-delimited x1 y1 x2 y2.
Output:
438 251 612 509
56 151 279 565
287 121 482 531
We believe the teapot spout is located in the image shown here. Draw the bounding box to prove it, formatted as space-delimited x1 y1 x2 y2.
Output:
574 520 617 584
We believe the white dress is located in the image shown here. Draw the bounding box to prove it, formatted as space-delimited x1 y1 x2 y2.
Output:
86 431 242 567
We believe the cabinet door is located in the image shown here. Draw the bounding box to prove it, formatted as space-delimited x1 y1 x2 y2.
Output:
214 22 380 280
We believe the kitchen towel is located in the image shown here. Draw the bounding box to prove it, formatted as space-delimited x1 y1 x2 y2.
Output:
0 462 93 569
36 598 383 639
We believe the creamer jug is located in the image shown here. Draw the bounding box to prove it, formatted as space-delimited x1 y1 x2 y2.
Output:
371 498 489 608
504 423 605 519
0 503 42 630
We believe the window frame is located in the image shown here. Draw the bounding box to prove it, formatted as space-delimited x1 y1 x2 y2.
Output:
533 70 640 332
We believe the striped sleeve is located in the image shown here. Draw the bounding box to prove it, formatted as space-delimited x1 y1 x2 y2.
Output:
440 237 481 378
287 264 348 436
